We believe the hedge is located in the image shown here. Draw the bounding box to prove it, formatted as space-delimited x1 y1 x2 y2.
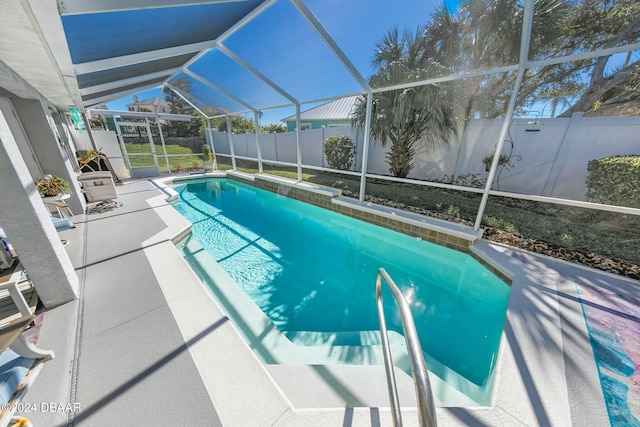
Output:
586 155 640 208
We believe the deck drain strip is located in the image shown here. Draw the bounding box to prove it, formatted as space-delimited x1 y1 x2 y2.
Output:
67 217 90 427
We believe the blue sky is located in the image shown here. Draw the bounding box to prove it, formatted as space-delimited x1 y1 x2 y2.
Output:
105 0 439 126
104 0 635 124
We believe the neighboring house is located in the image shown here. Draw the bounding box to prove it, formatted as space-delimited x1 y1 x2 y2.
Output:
125 96 170 114
282 95 358 132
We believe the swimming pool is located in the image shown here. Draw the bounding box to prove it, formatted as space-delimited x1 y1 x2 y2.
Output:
170 177 510 405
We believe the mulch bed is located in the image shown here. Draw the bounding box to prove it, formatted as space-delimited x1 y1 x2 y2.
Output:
483 228 640 281
343 190 640 282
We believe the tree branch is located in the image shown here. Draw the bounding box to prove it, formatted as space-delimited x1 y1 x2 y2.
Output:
560 60 640 116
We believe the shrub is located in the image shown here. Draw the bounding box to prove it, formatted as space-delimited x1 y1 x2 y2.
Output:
324 136 355 170
202 144 213 161
438 173 487 189
586 155 640 208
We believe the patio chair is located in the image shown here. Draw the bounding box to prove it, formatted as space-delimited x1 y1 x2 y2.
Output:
77 171 122 214
0 263 55 427
76 150 119 183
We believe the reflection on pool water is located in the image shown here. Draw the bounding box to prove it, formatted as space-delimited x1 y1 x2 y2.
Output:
171 178 510 405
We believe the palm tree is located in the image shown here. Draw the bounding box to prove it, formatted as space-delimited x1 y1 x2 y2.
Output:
352 0 573 178
424 0 570 120
352 27 457 178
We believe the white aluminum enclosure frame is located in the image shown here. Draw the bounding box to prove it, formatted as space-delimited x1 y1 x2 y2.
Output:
77 0 640 222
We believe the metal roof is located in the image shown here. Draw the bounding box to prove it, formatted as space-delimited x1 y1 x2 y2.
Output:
281 95 359 122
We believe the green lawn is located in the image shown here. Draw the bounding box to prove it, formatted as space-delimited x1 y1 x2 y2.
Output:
124 143 202 172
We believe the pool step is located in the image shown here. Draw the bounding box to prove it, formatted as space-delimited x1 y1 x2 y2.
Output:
266 364 417 409
266 363 480 409
282 329 402 346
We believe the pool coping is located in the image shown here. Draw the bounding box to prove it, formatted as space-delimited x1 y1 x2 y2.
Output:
150 173 622 426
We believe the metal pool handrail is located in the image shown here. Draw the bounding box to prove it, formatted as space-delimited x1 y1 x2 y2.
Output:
376 267 437 427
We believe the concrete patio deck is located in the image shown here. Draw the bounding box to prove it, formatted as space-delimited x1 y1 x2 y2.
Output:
19 175 639 426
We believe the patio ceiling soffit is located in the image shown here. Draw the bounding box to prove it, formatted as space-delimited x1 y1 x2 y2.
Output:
0 0 83 110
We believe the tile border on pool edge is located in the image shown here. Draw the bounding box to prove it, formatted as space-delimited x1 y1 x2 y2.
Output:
226 173 481 253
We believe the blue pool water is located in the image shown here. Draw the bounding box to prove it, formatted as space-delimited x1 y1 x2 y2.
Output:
171 178 510 400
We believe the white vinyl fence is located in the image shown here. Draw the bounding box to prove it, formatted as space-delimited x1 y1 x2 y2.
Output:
446 114 640 201
211 113 640 203
209 126 365 170
79 114 640 204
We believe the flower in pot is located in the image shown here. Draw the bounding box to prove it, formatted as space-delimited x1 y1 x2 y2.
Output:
35 175 71 197
202 144 214 172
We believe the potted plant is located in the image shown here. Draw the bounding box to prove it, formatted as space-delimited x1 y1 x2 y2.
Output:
35 175 70 197
202 144 214 172
481 154 513 172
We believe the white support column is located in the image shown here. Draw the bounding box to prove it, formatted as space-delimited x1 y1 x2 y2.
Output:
226 115 236 170
156 119 171 173
0 109 78 307
474 0 535 230
82 112 99 151
145 117 161 171
254 111 263 173
114 119 133 173
358 92 373 202
295 103 302 181
206 118 217 169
